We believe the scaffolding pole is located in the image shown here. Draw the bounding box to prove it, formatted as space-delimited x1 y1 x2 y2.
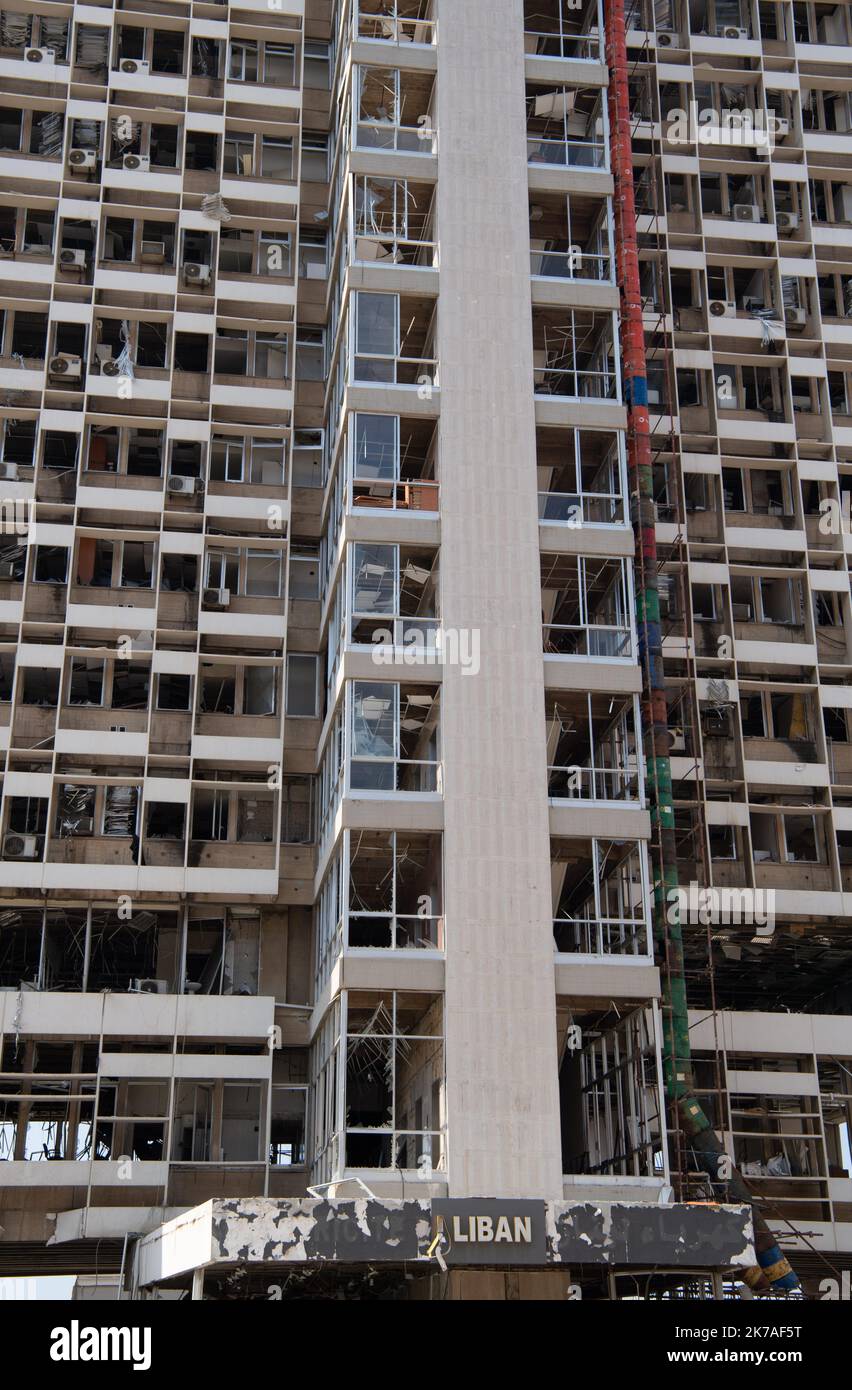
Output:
603 0 798 1294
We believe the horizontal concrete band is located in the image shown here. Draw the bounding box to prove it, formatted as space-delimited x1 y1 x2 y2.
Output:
136 1196 755 1283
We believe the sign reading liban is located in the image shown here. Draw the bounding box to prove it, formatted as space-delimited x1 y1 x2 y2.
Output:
431 1199 547 1266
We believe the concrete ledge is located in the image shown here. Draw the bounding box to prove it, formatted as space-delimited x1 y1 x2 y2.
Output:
133 1196 754 1285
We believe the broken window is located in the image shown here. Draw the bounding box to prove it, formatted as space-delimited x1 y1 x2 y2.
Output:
560 1006 664 1179
348 542 438 647
347 830 443 949
349 681 440 792
552 837 650 955
542 554 633 657
184 911 260 995
345 990 444 1170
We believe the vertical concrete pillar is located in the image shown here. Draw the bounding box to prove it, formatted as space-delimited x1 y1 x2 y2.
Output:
435 0 563 1197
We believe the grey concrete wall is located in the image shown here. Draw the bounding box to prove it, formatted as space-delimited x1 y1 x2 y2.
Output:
435 0 563 1197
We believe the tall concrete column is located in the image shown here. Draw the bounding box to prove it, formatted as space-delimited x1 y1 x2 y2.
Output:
436 0 563 1197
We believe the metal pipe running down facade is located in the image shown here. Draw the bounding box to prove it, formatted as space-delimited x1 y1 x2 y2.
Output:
602 0 798 1293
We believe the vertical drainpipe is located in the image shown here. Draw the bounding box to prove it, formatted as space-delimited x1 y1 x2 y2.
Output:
602 0 798 1293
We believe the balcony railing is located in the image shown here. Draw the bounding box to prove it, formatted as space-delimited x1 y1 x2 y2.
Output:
530 247 611 281
538 490 626 525
547 763 641 800
349 756 441 792
524 29 603 60
554 915 649 956
352 352 438 387
544 622 633 658
534 362 617 399
527 136 606 167
356 120 436 154
353 233 438 267
350 476 438 511
356 11 436 44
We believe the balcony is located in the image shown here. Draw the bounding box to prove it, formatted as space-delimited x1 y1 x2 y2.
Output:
352 176 437 268
346 413 438 513
542 552 634 659
527 84 607 168
347 290 438 389
537 424 627 526
524 0 604 60
354 1 436 45
552 836 651 957
546 691 642 801
530 190 613 283
533 308 618 401
353 65 436 155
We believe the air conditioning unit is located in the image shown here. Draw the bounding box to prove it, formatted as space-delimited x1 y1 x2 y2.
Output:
0 560 18 577
25 47 56 64
731 603 752 620
785 306 807 327
123 153 150 173
183 262 211 285
68 148 96 171
709 299 736 318
203 587 230 608
132 978 168 994
168 474 203 495
771 117 790 139
777 210 799 232
669 728 686 752
59 248 86 269
101 358 122 377
733 204 761 223
120 59 150 76
4 833 38 860
140 240 166 264
719 25 748 39
48 353 82 380
656 30 679 46
0 462 18 482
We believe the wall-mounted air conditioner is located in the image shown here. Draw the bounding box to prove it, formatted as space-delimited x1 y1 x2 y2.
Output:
719 26 749 40
785 306 807 327
656 31 679 46
183 262 211 285
132 978 168 993
59 247 86 269
48 353 82 380
709 300 736 318
776 210 799 232
119 59 150 76
4 833 38 859
68 148 96 172
140 240 166 264
203 587 230 608
733 204 761 223
123 153 150 172
101 358 122 376
168 475 203 495
25 47 56 65
0 462 19 482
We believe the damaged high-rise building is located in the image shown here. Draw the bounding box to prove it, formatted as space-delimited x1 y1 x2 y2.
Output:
0 0 849 1303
